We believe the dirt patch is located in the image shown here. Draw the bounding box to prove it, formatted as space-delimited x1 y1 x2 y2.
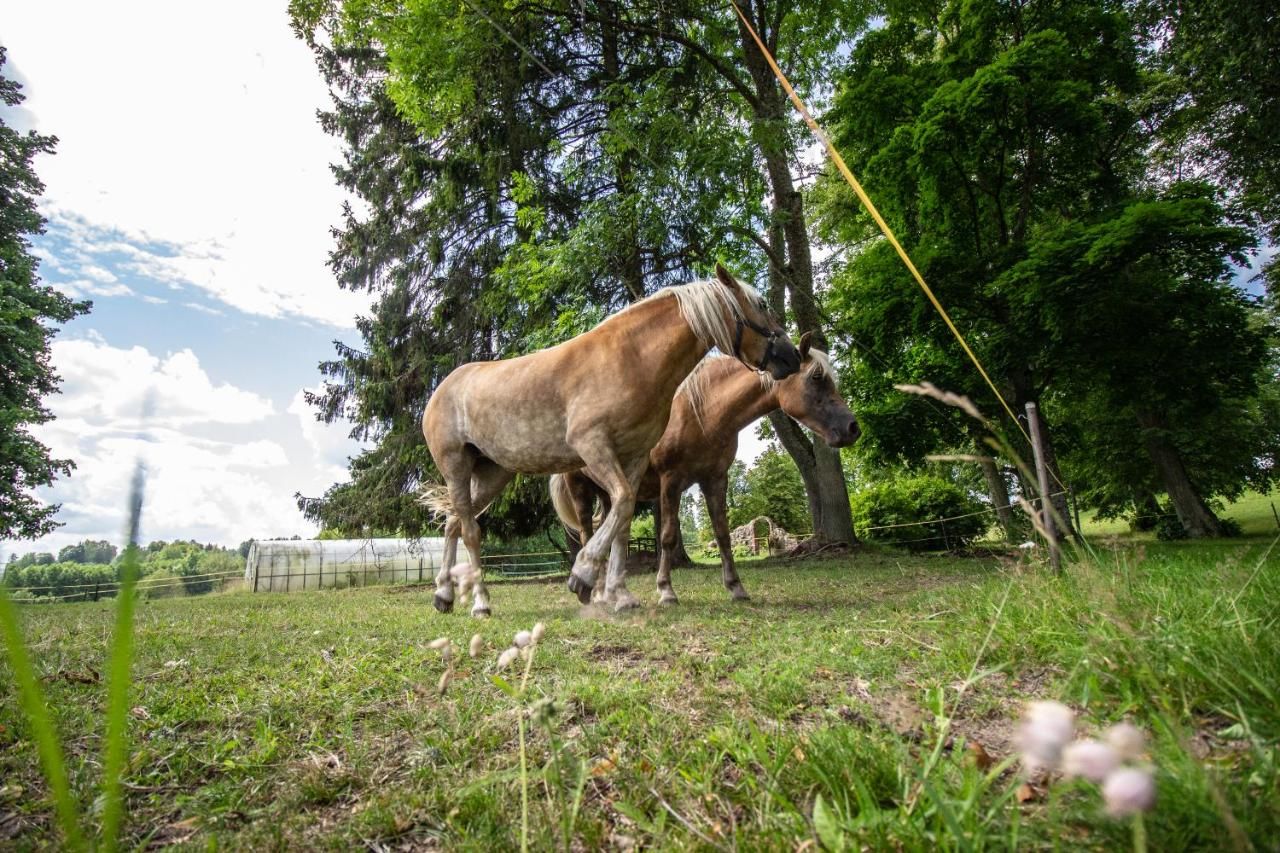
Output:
587 644 647 665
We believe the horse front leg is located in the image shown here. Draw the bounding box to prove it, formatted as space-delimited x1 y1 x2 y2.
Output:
567 447 641 608
703 474 749 601
602 520 639 611
655 474 684 606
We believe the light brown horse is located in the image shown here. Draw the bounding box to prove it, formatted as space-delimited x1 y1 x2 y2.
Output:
422 264 800 615
550 334 859 605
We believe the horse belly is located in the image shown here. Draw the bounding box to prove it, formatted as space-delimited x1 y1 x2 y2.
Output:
469 409 581 475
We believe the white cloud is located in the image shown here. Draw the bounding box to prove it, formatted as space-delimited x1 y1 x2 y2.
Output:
2 340 311 557
54 278 137 299
288 387 364 486
3 1 372 327
51 339 275 428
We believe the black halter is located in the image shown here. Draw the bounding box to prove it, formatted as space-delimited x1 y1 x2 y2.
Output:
732 313 781 372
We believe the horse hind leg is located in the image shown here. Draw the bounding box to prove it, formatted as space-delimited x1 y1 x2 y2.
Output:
434 515 462 613
655 475 684 606
461 459 515 618
704 475 750 601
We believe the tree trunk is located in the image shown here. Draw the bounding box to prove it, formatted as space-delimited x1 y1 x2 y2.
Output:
768 411 857 542
1130 490 1162 531
1135 410 1223 537
977 441 1016 540
737 6 855 545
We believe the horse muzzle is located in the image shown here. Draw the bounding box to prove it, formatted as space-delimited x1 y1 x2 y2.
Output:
764 338 802 380
824 417 861 448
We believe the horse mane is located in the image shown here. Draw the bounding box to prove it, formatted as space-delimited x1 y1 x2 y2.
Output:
624 279 761 357
807 348 838 389
676 347 838 429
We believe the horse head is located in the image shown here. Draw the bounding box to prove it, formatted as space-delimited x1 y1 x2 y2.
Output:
713 263 801 380
774 332 861 448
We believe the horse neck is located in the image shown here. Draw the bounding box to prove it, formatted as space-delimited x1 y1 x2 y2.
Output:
695 361 779 438
608 294 710 399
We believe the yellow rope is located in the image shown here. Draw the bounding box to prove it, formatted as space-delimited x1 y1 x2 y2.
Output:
728 0 1036 451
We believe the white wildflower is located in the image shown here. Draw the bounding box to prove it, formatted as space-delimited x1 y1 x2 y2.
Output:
469 634 484 658
497 647 520 670
513 630 532 649
1104 722 1146 761
1062 740 1119 783
437 670 452 695
1102 767 1156 816
531 622 546 644
1018 701 1076 773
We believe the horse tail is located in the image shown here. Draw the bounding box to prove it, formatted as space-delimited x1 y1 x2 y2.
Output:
548 474 582 534
419 484 454 521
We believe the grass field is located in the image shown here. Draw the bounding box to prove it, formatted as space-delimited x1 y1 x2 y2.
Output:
1077 489 1280 538
2 533 1277 849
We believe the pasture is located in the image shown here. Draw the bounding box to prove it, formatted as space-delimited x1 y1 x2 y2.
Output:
2 536 1277 849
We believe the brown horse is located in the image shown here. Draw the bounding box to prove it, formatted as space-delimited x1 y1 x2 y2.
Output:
550 334 859 605
422 264 800 615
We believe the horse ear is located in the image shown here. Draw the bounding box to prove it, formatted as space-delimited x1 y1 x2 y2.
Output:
714 262 742 293
798 331 813 359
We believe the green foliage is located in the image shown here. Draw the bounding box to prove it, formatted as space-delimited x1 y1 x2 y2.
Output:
56 540 118 565
850 473 988 551
0 48 90 541
822 1 1277 535
1 562 118 600
727 445 810 533
1136 0 1280 246
3 540 243 600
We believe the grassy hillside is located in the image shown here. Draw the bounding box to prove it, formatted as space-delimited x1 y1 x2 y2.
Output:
1 537 1276 849
1077 490 1280 539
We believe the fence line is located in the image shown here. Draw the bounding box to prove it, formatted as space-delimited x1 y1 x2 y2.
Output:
7 569 244 596
11 571 245 603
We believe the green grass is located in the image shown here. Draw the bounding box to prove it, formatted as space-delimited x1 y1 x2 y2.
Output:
2 537 1277 849
1078 489 1280 539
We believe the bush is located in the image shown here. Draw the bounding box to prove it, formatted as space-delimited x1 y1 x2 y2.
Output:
1 562 120 600
1154 514 1189 540
850 474 989 551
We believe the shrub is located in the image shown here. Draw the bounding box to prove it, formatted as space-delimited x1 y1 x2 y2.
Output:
850 474 989 551
1154 514 1189 540
2 562 120 600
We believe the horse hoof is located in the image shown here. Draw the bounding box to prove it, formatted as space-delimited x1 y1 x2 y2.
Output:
658 595 680 607
433 594 454 614
472 608 491 619
567 573 593 605
728 585 751 602
613 595 641 613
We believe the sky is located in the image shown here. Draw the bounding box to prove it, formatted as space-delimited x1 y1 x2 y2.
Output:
1 2 372 560
0 1 780 563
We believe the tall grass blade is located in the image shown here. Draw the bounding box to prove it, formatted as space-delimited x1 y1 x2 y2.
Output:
0 588 86 850
100 461 146 851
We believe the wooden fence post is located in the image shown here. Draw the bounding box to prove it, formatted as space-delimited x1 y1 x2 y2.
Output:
1025 402 1062 573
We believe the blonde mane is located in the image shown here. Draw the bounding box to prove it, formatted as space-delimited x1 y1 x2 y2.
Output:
676 347 837 429
623 278 762 357
807 348 838 390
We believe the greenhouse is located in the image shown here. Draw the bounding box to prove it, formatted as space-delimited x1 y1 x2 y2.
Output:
243 538 449 592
